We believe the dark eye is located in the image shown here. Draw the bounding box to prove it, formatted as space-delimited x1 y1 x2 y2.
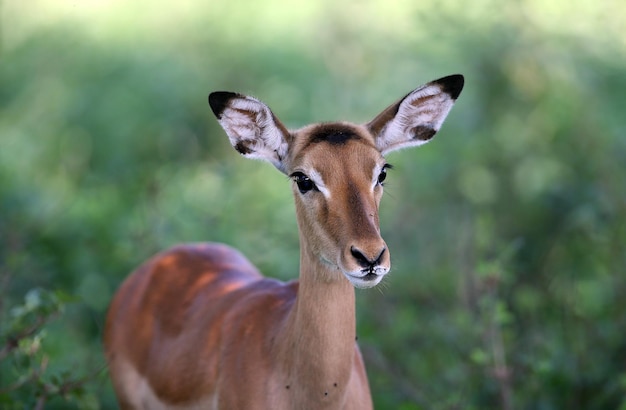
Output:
292 172 317 194
378 164 391 185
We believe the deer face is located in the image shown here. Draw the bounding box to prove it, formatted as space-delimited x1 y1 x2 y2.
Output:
208 74 464 288
286 123 390 288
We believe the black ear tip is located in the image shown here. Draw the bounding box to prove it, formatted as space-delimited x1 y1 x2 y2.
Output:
433 74 464 100
208 91 239 118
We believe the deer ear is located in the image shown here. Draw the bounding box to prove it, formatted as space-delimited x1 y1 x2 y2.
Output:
208 92 291 173
367 74 464 155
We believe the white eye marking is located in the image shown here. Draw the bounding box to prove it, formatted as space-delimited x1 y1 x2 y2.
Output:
371 164 381 189
308 169 331 198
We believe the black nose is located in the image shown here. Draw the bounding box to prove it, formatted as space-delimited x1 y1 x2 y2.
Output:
350 246 385 268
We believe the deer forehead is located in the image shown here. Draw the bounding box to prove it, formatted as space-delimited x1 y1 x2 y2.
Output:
288 123 384 184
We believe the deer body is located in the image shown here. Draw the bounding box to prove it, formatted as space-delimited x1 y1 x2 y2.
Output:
104 75 464 409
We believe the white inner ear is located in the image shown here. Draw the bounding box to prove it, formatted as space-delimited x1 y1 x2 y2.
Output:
219 97 288 168
220 99 263 139
376 84 456 154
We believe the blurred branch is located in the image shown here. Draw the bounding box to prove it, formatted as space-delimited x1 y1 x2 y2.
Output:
0 314 48 361
487 294 513 410
34 362 105 410
0 355 48 394
0 353 104 408
0 287 104 407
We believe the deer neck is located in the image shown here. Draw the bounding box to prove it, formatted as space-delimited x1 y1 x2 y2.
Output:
277 240 357 402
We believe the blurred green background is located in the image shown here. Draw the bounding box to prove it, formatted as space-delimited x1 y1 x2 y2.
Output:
1 0 625 408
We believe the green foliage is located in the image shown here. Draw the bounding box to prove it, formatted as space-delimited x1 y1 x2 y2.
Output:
1 0 625 408
0 289 99 409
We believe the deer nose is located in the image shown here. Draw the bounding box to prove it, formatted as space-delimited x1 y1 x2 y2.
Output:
350 246 386 268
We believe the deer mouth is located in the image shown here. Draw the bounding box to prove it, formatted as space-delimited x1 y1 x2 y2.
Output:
344 266 388 289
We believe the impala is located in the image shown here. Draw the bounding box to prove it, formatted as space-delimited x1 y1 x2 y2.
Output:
104 74 464 409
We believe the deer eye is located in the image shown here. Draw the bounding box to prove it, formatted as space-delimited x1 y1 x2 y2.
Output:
377 164 392 185
291 172 317 194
